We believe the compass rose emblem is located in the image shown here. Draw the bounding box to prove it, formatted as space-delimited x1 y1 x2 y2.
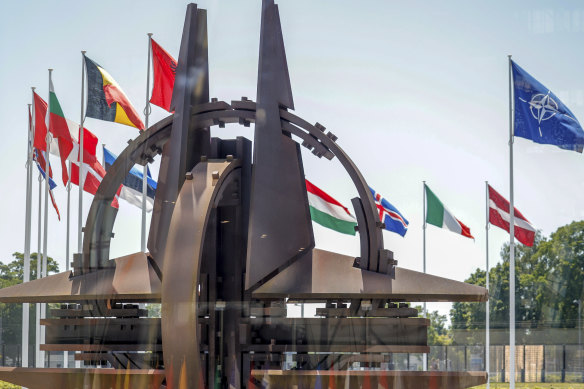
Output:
519 91 576 137
519 92 559 137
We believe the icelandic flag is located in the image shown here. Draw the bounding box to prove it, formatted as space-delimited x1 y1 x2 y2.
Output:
103 146 157 211
369 187 409 237
511 60 584 153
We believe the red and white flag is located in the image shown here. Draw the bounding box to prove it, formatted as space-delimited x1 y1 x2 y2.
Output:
488 185 535 247
150 38 177 112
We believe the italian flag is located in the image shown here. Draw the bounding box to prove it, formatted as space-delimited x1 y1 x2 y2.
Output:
425 184 473 239
306 179 357 235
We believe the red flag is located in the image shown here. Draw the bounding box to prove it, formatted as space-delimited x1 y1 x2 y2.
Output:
488 185 535 247
150 38 176 112
32 92 48 151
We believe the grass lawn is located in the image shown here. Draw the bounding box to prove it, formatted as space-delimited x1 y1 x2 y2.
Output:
472 384 584 389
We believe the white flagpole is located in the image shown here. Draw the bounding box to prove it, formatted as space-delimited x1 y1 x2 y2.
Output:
22 101 34 368
75 51 86 370
485 181 490 388
508 54 516 389
32 86 42 368
64 161 71 369
422 180 427 371
38 69 55 368
142 33 153 253
78 51 86 259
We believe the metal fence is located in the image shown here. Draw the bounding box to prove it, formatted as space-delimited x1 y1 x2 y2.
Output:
1 343 583 383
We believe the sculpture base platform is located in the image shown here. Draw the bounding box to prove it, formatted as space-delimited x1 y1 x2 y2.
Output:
250 369 487 389
0 367 164 389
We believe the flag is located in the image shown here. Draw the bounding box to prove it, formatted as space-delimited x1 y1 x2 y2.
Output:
84 55 145 130
511 60 584 152
103 146 156 211
32 92 48 151
425 184 473 239
150 38 177 112
33 149 60 220
306 179 357 235
48 79 78 185
488 185 535 247
369 187 409 237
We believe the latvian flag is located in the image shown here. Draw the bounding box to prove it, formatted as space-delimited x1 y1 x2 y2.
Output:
306 179 357 236
488 185 535 246
425 184 473 239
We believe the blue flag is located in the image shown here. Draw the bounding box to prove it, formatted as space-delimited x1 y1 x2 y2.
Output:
512 60 584 152
103 146 157 210
369 187 409 237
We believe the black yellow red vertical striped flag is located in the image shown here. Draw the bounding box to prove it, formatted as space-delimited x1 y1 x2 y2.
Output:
84 55 145 130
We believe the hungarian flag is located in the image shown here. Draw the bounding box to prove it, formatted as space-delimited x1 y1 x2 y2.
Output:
150 38 177 112
84 55 145 130
488 185 535 246
425 184 473 239
306 179 357 235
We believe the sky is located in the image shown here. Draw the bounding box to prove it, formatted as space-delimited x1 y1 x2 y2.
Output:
2 0 584 319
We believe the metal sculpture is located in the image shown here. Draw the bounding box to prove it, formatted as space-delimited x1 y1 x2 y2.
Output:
0 2 488 388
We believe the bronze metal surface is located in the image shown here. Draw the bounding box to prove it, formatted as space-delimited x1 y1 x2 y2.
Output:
249 370 487 389
161 160 240 389
253 248 488 301
0 252 160 303
0 367 164 389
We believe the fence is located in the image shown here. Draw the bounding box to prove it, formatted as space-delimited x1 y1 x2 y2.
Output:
1 343 583 383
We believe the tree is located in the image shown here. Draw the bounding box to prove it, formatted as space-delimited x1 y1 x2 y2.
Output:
450 221 584 330
415 305 453 345
0 252 59 345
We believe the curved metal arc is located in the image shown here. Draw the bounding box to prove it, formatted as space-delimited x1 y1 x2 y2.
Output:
161 160 241 389
83 100 386 276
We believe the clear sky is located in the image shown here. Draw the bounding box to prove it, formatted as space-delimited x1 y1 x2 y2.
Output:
1 0 584 318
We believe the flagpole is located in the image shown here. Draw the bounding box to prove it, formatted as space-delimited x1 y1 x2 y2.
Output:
22 101 34 368
78 51 86 258
38 69 55 368
32 86 42 368
485 180 490 389
63 158 71 369
142 33 153 253
422 180 427 372
35 166 41 368
508 54 516 389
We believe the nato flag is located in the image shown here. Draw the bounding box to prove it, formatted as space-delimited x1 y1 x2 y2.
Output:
512 60 584 153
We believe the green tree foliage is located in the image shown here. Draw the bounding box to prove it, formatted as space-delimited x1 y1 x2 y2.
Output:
0 252 59 345
415 305 453 345
451 221 584 329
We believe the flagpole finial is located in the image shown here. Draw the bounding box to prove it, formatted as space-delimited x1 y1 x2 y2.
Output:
48 68 53 73
148 32 153 37
81 50 86 55
31 87 36 91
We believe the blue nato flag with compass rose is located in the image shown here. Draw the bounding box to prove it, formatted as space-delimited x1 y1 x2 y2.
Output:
511 60 584 153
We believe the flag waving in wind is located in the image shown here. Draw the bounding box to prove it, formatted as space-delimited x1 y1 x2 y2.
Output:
150 38 177 112
84 55 145 130
369 187 409 237
306 179 357 235
103 146 156 211
33 149 60 220
488 185 535 246
425 184 473 239
512 60 584 152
